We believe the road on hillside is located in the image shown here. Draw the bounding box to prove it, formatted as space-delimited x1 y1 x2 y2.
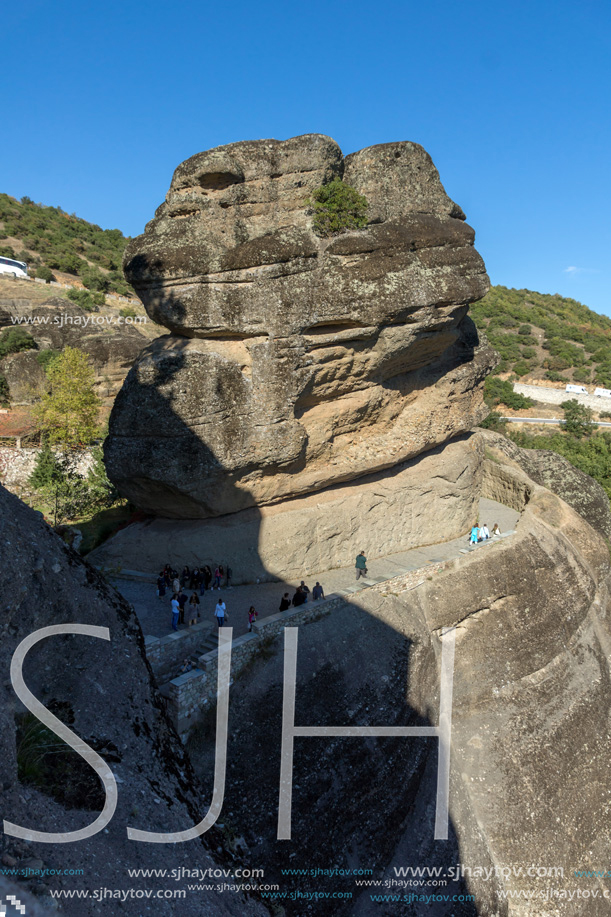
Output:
500 417 611 427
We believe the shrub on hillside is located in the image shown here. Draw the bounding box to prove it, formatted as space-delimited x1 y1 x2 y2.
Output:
483 376 534 410
66 288 105 312
0 373 9 405
0 327 37 358
36 266 56 283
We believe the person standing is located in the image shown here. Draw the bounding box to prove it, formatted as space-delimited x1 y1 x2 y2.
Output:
248 606 258 632
177 590 188 625
470 525 479 545
355 551 368 580
203 565 212 594
279 592 291 612
215 598 227 627
188 591 200 625
226 565 233 588
171 594 180 632
213 566 221 590
172 575 181 595
157 574 166 599
312 581 325 601
300 581 310 603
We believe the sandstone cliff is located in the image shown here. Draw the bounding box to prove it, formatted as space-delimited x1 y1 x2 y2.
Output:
186 433 611 916
104 134 495 519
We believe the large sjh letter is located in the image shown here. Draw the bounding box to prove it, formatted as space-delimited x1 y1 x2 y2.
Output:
127 627 233 843
277 625 456 841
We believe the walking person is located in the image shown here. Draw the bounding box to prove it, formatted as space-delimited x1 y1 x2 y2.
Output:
215 598 227 627
213 565 222 590
299 581 310 603
470 525 479 545
312 581 325 601
355 551 368 580
248 606 258 632
171 594 180 632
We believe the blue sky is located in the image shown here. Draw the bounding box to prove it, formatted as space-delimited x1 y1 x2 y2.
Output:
2 0 610 313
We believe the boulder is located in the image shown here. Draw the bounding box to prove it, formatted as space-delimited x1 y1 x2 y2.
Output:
0 482 268 917
105 134 495 518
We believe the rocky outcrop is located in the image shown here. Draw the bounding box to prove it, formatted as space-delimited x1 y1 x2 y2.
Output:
89 433 483 582
0 297 147 403
105 134 495 518
479 427 611 540
189 435 611 916
0 482 267 917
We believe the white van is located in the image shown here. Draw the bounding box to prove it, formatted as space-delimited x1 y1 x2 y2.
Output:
594 387 611 398
0 257 28 279
565 384 588 395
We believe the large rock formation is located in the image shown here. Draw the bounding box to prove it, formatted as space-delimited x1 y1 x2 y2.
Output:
0 482 267 917
186 432 611 916
104 134 494 519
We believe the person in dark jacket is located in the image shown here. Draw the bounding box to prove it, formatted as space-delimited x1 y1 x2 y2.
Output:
279 592 291 612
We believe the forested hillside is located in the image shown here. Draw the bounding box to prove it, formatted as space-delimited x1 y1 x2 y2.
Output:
472 285 611 388
0 194 133 296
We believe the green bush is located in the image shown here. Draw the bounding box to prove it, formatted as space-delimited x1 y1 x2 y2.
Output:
0 373 9 404
66 288 105 311
483 377 534 409
0 327 37 358
512 360 530 377
36 349 62 373
36 265 56 283
119 306 138 319
546 370 567 382
307 179 368 237
573 366 592 384
518 324 532 336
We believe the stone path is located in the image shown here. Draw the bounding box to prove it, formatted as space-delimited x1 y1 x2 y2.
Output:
110 497 519 643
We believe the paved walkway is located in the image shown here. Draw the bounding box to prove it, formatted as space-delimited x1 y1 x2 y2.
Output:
111 498 519 642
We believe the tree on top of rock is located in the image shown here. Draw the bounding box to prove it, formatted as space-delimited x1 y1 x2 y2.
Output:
34 346 101 447
308 179 368 237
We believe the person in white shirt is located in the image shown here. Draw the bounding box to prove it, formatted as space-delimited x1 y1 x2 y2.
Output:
215 600 227 627
480 524 490 540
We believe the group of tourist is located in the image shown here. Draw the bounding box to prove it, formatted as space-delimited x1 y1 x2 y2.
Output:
469 522 501 545
279 580 325 610
157 563 232 598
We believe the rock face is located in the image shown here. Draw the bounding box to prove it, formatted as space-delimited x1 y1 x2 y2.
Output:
0 483 267 917
105 134 494 518
89 433 483 583
0 297 147 403
186 434 611 916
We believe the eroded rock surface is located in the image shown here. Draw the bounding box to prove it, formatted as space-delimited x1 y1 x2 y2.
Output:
186 435 611 916
0 483 267 917
105 134 494 518
0 297 146 403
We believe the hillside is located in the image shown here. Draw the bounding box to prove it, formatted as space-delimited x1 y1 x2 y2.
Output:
0 193 133 296
471 285 611 389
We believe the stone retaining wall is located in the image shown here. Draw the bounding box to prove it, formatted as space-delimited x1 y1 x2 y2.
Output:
144 619 214 681
0 446 94 490
159 595 345 735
